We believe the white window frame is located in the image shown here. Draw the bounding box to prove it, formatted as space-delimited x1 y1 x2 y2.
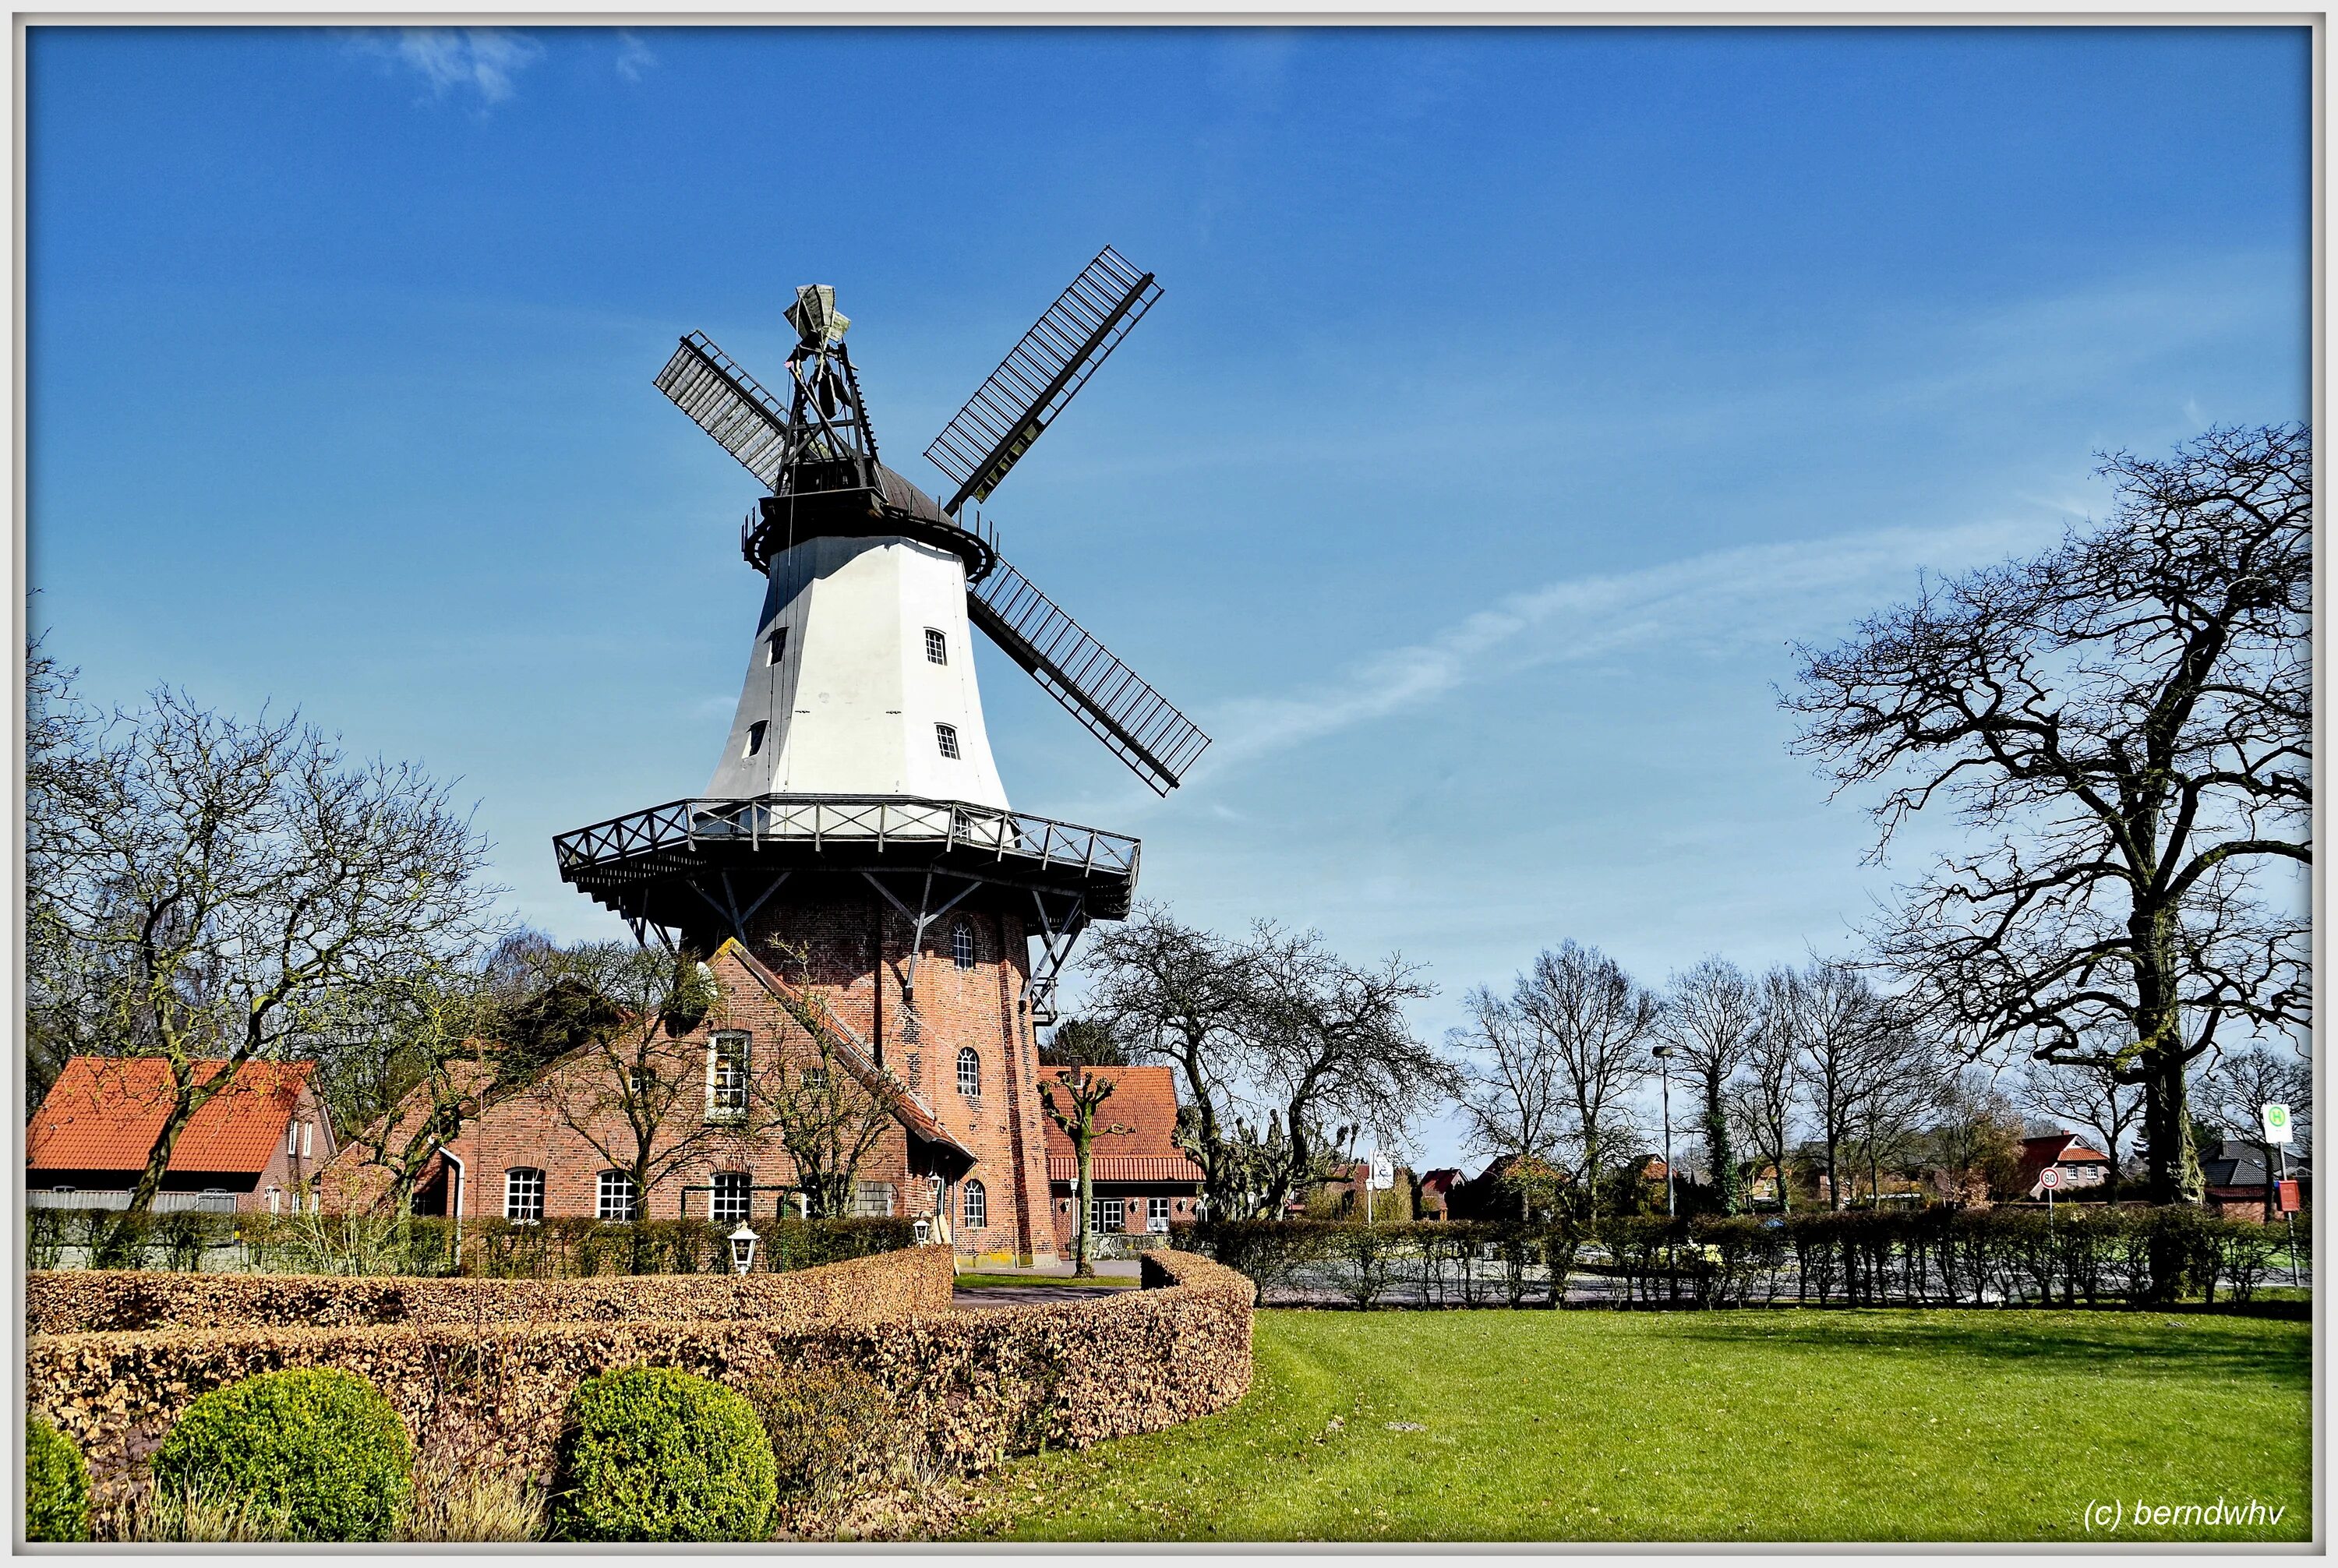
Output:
596 1170 638 1223
952 922 977 969
709 1171 752 1224
1089 1195 1125 1234
963 1178 988 1231
924 627 948 665
707 1032 750 1124
956 1047 980 1099
504 1167 545 1224
1149 1195 1171 1231
935 722 960 760
302 1121 313 1159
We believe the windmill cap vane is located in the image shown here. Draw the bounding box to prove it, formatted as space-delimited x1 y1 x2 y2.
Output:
786 284 849 353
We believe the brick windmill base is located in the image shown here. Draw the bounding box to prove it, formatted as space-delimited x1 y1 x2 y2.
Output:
556 795 1138 1265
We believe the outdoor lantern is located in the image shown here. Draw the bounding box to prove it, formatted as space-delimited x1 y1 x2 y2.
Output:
913 1217 931 1245
728 1223 759 1276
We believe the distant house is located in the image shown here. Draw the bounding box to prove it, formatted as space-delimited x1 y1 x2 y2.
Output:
27 1056 337 1213
2014 1132 2113 1199
1038 1065 1203 1249
2201 1139 2312 1220
1418 1167 1464 1220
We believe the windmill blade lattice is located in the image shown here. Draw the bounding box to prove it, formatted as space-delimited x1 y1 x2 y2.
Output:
654 332 796 489
924 247 1162 515
968 556 1211 796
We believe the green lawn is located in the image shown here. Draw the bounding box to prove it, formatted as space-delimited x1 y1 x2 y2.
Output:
960 1308 2311 1543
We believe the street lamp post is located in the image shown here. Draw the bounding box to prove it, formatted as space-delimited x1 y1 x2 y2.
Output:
1651 1045 1676 1219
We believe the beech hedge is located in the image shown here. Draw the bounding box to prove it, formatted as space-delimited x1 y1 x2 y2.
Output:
1174 1206 2308 1308
27 1248 1254 1507
23 1210 916 1279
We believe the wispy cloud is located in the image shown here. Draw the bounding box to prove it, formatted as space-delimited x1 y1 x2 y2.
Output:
614 31 658 83
1203 515 2065 771
360 29 543 108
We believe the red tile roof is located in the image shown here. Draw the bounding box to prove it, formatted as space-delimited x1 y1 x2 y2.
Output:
2019 1132 2111 1169
29 1056 312 1176
1038 1065 1203 1181
1047 1155 1203 1184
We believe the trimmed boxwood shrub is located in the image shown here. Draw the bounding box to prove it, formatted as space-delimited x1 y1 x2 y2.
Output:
552 1365 778 1542
25 1414 90 1542
152 1367 412 1541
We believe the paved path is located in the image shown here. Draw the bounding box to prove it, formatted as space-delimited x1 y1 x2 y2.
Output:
953 1284 1132 1310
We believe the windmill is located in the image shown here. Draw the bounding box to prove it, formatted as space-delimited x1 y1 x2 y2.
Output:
648 247 1208 801
554 247 1205 1220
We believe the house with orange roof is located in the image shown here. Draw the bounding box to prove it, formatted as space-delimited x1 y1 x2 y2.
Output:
2014 1132 2114 1199
1037 1064 1204 1252
27 1056 337 1213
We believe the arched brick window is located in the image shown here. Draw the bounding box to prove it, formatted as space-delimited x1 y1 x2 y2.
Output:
596 1171 637 1222
504 1167 544 1224
962 1178 987 1231
952 921 977 969
956 1047 980 1098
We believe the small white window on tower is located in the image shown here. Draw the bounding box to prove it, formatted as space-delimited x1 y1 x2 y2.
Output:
301 1121 313 1159
768 627 787 666
925 627 948 665
744 720 768 758
936 723 960 760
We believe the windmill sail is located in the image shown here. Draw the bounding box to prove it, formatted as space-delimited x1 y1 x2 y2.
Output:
969 556 1210 796
924 247 1161 515
654 331 796 489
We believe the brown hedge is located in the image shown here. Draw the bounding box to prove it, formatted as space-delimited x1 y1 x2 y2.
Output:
26 1248 1253 1502
24 1246 954 1334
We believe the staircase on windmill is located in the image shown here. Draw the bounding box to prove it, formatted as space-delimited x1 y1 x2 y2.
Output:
553 248 1209 1263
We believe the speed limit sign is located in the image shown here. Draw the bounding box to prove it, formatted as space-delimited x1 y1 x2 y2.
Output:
2039 1167 2061 1191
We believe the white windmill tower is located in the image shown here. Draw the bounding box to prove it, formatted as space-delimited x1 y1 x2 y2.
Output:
553 249 1209 1263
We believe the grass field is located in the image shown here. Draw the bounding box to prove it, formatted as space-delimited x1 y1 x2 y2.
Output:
961 1308 2312 1543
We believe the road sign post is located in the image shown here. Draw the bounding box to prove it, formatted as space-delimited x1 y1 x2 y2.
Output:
2040 1164 2060 1225
2262 1103 2301 1288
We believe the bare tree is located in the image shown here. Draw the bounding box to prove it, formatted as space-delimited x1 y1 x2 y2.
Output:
24 637 97 1112
1785 426 2311 1205
34 689 501 1248
2193 1045 2311 1220
1039 1017 1128 1067
1735 967 1809 1211
310 959 501 1217
1772 959 1904 1210
1450 984 1565 1164
1510 942 1658 1216
1081 904 1258 1218
1039 1067 1128 1278
1656 958 1761 1214
1927 1066 2026 1203
1244 924 1450 1217
2017 1039 2144 1175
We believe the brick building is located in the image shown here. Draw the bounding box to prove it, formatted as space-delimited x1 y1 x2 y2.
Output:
1038 1064 1203 1252
2014 1132 2113 1199
28 1056 337 1213
323 931 1064 1264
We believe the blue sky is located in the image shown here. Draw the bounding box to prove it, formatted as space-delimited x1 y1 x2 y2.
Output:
27 25 2310 1166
